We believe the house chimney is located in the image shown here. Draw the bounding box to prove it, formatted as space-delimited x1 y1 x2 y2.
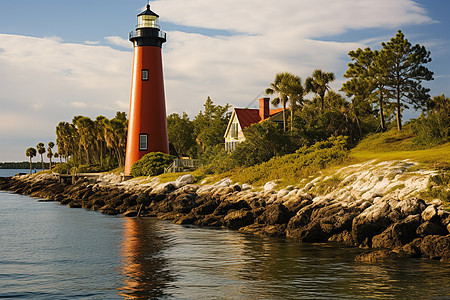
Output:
259 97 270 120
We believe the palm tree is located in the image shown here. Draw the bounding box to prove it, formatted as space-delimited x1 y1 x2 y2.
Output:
26 147 37 174
36 143 46 171
305 69 336 111
47 142 55 170
284 75 304 131
54 152 60 164
266 72 294 132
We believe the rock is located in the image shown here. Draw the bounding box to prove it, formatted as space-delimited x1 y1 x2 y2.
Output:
328 230 356 247
277 189 290 199
192 201 218 216
264 181 277 192
355 249 408 262
240 224 287 237
256 203 291 225
213 178 231 187
172 193 197 214
196 215 223 227
293 221 329 242
286 204 315 239
401 243 421 258
123 210 138 217
421 205 438 222
394 198 425 218
420 235 450 260
213 199 250 216
176 174 195 187
174 214 198 225
136 193 151 206
351 201 393 245
241 184 252 191
416 221 447 236
317 205 359 235
224 209 254 230
371 214 421 249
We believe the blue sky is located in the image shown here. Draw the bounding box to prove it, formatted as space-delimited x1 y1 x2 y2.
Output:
0 0 449 161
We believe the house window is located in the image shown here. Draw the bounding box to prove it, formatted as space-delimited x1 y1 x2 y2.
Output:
139 134 148 151
142 69 149 81
230 123 238 138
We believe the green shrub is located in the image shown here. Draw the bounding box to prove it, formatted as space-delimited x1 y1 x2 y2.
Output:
420 171 450 210
231 135 349 186
52 162 74 174
231 120 295 167
130 152 175 177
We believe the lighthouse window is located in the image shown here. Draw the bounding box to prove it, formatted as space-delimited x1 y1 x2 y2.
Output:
139 134 148 151
142 69 149 81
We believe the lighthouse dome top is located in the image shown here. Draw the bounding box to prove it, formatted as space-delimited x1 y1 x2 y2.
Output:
136 4 160 29
138 4 159 18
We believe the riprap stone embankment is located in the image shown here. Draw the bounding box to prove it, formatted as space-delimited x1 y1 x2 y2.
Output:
0 159 449 262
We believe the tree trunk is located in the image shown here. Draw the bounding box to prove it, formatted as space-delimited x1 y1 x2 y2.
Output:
40 154 44 171
282 102 286 132
290 100 294 132
396 68 402 131
29 157 32 175
379 92 385 132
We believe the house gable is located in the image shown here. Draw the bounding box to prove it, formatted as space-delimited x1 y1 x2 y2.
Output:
224 98 285 151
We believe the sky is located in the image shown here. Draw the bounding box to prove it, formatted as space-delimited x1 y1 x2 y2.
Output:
0 0 449 162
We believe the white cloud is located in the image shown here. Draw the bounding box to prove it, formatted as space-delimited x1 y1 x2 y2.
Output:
84 40 101 45
44 36 63 42
153 0 433 37
0 0 442 160
105 36 133 49
71 101 88 108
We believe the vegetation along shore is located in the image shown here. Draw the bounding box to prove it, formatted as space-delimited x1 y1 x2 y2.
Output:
1 136 449 263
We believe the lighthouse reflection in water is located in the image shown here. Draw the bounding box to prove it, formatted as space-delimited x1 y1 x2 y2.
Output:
118 217 450 299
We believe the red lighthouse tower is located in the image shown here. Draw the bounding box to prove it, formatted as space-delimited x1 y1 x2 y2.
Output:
124 3 169 175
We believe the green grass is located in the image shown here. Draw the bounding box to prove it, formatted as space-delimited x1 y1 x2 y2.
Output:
153 127 449 191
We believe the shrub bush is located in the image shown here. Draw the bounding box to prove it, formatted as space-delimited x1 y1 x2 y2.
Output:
130 152 175 177
231 135 349 186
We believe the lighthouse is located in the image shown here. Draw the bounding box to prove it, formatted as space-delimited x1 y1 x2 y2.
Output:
124 3 169 175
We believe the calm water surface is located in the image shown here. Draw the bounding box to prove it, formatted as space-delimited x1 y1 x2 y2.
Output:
0 169 32 177
0 190 449 299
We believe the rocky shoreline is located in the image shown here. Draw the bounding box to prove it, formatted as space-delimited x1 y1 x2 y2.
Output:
0 163 449 263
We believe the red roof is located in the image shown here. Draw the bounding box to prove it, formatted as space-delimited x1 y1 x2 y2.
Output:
234 107 284 130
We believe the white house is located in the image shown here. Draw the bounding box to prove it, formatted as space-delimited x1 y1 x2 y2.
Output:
224 98 284 151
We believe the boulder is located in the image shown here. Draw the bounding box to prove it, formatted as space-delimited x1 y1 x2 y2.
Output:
421 205 438 222
136 193 151 206
224 209 254 230
192 201 218 216
420 235 450 261
371 214 421 249
123 210 138 217
416 221 447 236
213 199 250 216
351 201 393 245
256 203 291 225
174 214 198 225
328 230 356 247
394 198 426 218
355 249 409 262
264 181 277 192
172 193 197 214
176 174 195 185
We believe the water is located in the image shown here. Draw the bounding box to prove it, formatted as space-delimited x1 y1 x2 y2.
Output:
0 169 32 177
0 192 449 299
